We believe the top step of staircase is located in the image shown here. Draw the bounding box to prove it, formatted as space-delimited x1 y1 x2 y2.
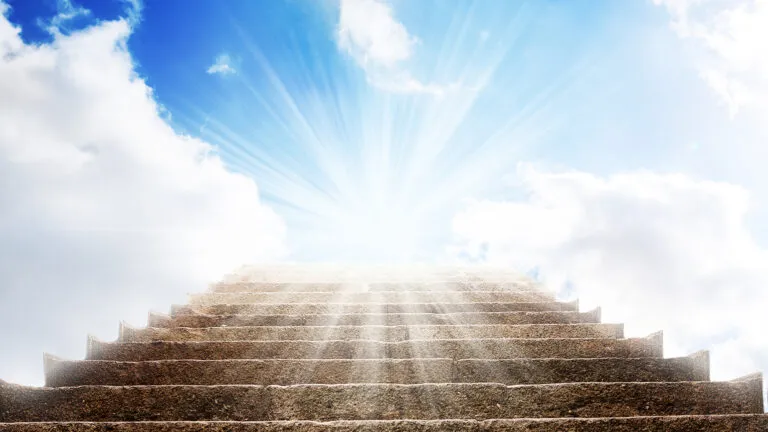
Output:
210 281 543 293
218 265 530 284
188 291 556 305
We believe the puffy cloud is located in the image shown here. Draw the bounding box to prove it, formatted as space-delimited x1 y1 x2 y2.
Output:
337 0 416 68
207 53 237 75
452 165 767 396
45 0 91 32
336 0 455 96
654 0 768 117
0 3 286 384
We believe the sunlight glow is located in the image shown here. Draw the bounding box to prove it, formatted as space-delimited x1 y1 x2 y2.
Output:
179 0 593 262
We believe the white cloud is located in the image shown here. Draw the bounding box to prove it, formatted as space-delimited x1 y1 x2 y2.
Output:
121 0 143 26
337 0 416 68
0 2 21 54
336 0 456 96
452 165 768 396
699 68 752 117
366 70 461 97
45 0 92 33
0 3 286 385
206 53 236 75
654 0 768 117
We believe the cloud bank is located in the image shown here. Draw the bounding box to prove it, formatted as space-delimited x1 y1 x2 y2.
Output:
452 165 768 396
0 3 286 384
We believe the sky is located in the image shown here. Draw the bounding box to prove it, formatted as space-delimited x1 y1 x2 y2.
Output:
0 0 766 403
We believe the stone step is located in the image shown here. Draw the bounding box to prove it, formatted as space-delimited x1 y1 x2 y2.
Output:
3 416 768 432
150 309 601 328
121 323 624 342
171 301 579 316
44 352 709 386
220 271 527 284
210 281 541 293
188 291 555 305
221 275 525 283
86 334 662 361
5 416 768 431
0 377 763 421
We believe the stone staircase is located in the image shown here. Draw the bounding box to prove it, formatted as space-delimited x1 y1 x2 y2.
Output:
1 266 766 431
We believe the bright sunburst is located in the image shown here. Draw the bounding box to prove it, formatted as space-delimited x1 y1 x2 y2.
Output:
178 0 599 261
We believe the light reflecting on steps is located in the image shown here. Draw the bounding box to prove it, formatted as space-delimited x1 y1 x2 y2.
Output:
7 264 764 426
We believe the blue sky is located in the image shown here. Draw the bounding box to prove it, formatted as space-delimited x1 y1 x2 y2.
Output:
5 0 730 262
0 0 767 404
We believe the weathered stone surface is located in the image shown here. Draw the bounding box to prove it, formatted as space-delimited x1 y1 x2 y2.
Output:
121 323 623 342
87 336 661 361
171 301 579 316
451 354 709 384
3 266 765 429
150 310 601 328
45 355 707 386
188 291 555 305
0 380 762 421
46 358 454 386
2 417 768 431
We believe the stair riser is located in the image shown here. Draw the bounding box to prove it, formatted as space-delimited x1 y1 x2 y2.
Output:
211 282 540 293
45 357 707 386
172 302 578 316
87 338 661 361
123 324 623 342
0 381 762 421
150 311 599 328
189 292 555 305
3 417 768 431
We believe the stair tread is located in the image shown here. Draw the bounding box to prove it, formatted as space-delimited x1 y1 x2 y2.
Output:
44 355 709 386
87 336 662 361
2 416 768 431
210 281 543 293
1 380 762 421
122 323 624 342
172 302 579 315
188 292 556 305
151 310 601 327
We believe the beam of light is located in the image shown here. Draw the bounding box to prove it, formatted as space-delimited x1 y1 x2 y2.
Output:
167 0 608 263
